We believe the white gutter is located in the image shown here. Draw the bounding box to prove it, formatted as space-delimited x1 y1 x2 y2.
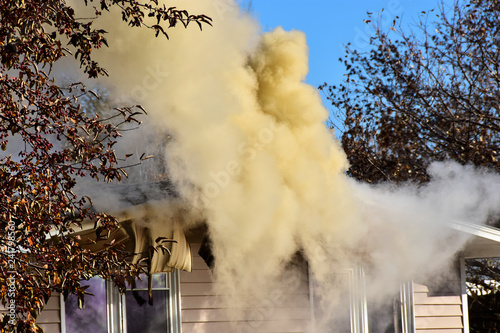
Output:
447 219 500 243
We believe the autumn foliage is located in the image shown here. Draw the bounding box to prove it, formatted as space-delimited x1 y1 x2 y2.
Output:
0 1 210 331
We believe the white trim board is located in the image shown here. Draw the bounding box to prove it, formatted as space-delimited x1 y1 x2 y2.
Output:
447 219 500 243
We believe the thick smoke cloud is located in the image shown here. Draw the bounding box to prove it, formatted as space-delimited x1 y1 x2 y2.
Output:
66 0 500 331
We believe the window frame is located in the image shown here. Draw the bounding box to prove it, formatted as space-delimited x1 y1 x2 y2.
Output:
309 265 369 333
399 281 415 333
61 271 182 333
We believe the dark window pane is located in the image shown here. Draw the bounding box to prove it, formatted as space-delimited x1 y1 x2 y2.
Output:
65 277 107 333
368 297 399 333
126 290 169 332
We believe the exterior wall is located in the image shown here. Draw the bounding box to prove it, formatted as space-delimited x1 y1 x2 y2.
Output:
0 294 62 333
182 231 311 333
3 231 309 333
3 254 471 333
36 295 62 333
413 283 463 333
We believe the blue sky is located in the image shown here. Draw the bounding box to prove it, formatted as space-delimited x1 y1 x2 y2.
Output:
240 0 448 108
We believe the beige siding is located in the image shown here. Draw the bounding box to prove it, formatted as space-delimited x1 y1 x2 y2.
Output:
0 294 61 333
181 236 311 333
182 320 309 333
20 231 310 333
413 330 462 333
414 283 463 332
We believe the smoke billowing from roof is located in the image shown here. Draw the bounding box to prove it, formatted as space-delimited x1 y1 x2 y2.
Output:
71 0 500 330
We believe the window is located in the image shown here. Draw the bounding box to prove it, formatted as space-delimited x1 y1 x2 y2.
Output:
62 272 181 333
310 266 412 333
64 277 107 332
310 266 369 333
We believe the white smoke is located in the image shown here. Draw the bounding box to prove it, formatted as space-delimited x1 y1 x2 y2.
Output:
63 0 500 331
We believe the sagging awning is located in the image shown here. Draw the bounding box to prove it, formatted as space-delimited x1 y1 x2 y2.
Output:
72 218 192 273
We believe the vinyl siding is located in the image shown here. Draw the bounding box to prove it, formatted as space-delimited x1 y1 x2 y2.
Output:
37 295 62 333
181 236 311 333
0 294 62 333
414 283 463 333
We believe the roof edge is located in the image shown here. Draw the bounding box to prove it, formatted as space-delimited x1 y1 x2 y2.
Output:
448 219 500 243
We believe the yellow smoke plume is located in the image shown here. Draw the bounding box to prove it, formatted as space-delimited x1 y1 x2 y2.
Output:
65 0 500 330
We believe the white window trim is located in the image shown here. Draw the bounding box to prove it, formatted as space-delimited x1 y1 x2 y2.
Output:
460 256 470 333
309 265 369 333
309 265 420 333
61 271 181 333
350 266 369 333
107 278 122 333
399 281 415 333
59 294 65 333
169 270 182 333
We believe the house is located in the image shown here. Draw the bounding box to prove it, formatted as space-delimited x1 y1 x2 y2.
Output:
2 182 500 333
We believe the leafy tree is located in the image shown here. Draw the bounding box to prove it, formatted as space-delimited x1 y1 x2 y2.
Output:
321 0 500 331
0 1 211 331
322 0 500 184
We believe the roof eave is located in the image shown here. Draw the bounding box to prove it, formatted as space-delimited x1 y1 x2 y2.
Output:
448 219 500 243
